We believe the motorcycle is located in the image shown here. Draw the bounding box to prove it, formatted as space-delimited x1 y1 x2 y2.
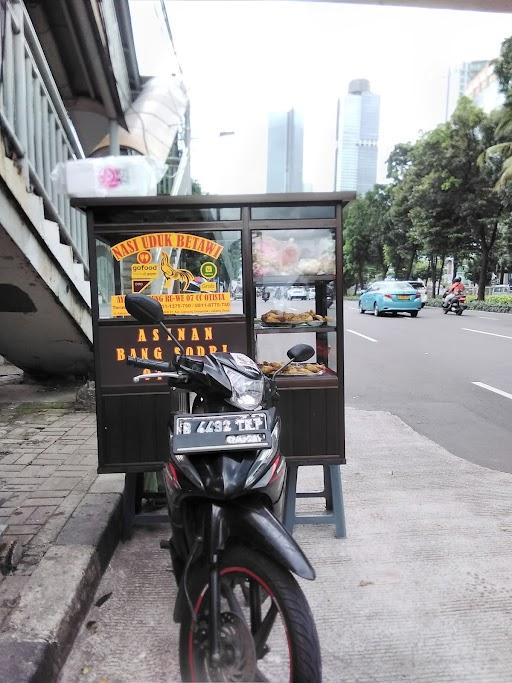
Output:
442 292 467 316
124 293 322 683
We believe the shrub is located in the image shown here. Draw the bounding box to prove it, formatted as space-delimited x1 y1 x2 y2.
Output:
425 296 512 313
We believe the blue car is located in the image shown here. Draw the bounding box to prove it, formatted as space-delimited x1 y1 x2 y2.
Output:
359 281 422 317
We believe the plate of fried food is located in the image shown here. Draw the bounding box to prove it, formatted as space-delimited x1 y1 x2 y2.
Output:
260 310 328 327
258 361 326 376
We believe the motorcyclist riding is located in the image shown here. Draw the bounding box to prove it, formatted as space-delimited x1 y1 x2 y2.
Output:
442 277 464 308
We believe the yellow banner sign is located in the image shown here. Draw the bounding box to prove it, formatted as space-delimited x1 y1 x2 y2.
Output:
111 293 231 317
111 233 224 261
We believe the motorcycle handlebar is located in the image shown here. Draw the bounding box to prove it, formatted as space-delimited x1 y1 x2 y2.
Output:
127 356 172 372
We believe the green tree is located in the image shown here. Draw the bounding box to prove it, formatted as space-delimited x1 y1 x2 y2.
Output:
343 197 373 292
481 36 512 188
395 99 504 299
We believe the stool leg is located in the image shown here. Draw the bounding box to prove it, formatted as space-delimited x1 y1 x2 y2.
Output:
122 473 137 541
329 465 346 538
283 465 298 534
323 465 333 511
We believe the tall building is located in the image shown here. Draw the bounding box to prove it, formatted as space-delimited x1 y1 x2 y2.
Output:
266 109 304 193
445 60 490 118
334 79 380 196
464 62 504 113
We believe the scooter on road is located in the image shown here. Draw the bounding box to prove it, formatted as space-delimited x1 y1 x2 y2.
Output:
442 293 467 316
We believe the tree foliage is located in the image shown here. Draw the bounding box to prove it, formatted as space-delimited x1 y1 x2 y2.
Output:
344 82 512 300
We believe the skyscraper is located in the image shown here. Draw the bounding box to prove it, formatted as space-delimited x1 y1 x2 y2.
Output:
266 109 304 193
445 60 490 119
335 79 380 196
464 61 504 114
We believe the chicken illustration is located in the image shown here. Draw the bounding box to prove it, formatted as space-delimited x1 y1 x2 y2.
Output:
160 252 195 292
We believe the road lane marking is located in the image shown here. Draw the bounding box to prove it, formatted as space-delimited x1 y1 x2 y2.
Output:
462 328 512 340
472 382 512 401
346 329 378 343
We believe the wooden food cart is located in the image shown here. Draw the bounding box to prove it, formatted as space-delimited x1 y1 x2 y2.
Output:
74 192 353 535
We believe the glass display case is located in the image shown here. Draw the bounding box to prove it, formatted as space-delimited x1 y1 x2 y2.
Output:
75 193 352 473
251 228 338 387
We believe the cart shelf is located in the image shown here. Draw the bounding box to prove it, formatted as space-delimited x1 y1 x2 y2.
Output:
275 367 338 389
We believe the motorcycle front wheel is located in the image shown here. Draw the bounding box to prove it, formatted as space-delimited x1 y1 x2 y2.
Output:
179 545 321 683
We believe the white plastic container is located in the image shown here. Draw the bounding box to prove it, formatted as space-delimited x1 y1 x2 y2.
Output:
51 156 167 197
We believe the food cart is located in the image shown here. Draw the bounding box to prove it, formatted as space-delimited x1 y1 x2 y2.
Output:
74 192 353 534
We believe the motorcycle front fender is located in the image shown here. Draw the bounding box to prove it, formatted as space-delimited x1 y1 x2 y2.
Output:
173 499 315 623
227 500 316 581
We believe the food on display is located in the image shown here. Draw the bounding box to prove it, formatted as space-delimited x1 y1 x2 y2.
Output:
261 310 327 325
258 362 326 376
253 234 335 277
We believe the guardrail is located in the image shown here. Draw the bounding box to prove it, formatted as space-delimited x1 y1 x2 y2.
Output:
0 1 89 276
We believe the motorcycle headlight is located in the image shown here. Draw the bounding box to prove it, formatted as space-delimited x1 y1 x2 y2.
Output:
224 367 264 410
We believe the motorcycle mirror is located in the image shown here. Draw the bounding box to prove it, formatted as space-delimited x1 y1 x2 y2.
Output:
125 294 164 324
286 344 315 363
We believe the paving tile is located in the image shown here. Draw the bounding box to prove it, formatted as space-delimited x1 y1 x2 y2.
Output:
7 507 37 524
0 453 21 465
22 497 69 507
40 477 80 491
19 465 58 477
13 454 35 465
5 525 40 535
27 506 57 525
0 534 34 547
0 507 16 517
1 485 40 492
1 478 47 486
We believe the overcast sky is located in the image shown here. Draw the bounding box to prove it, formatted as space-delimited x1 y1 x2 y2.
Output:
129 1 512 193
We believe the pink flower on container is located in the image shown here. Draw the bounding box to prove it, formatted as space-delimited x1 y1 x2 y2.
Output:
98 166 122 189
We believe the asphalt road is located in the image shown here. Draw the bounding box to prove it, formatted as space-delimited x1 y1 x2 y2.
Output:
344 301 512 473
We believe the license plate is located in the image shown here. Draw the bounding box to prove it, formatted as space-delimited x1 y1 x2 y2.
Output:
397 295 410 300
173 412 272 454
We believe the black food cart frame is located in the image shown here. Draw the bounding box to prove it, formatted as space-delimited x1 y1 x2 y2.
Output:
73 193 354 485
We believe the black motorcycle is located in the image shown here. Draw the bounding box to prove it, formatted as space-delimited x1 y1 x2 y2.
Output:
124 294 321 683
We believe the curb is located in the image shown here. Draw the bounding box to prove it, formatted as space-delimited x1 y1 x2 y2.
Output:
0 374 23 386
0 479 124 683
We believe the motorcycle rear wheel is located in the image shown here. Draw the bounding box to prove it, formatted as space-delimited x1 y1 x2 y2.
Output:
179 545 321 683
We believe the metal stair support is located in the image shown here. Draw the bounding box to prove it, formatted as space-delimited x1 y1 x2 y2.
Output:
0 1 89 272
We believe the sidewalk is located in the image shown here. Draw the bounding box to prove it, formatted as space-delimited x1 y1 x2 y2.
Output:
0 383 123 682
296 409 512 682
57 407 512 683
1 386 512 682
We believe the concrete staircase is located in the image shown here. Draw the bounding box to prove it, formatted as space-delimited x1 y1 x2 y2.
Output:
0 139 93 376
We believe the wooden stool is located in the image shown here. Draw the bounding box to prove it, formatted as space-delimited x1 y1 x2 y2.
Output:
283 455 346 538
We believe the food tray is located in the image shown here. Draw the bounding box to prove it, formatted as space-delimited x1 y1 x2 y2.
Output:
258 362 326 377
